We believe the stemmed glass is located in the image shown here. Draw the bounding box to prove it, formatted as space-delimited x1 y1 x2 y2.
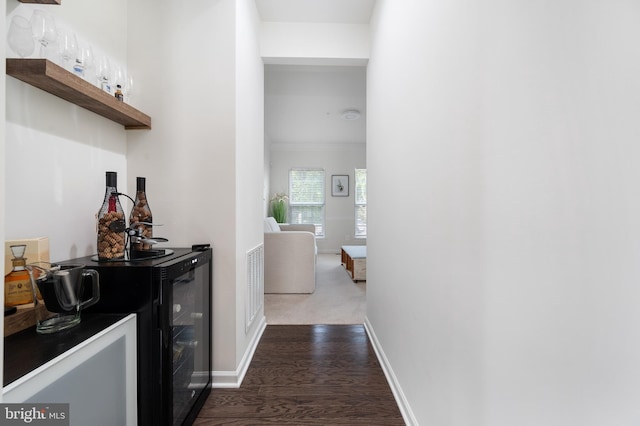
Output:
58 29 77 71
97 55 111 93
124 74 134 104
113 65 125 97
30 10 57 59
7 15 35 58
73 42 94 78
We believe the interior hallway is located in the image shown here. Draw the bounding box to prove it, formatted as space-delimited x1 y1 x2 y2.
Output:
193 254 395 424
194 324 404 425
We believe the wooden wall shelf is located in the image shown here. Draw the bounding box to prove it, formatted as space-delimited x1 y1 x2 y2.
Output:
6 58 151 130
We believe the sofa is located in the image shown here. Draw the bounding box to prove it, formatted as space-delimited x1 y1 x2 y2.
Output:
264 217 317 293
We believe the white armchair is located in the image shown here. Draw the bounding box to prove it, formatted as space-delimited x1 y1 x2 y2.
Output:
263 217 317 293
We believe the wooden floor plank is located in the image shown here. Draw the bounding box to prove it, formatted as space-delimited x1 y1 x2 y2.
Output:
194 325 405 425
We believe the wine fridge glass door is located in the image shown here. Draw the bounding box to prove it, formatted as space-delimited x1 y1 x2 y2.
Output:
170 263 211 425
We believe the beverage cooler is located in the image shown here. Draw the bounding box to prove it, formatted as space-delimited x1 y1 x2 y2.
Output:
67 246 212 426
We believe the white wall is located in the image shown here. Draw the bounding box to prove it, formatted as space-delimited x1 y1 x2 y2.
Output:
3 0 126 396
3 0 264 390
263 134 272 217
234 0 266 366
5 0 128 262
1 0 6 391
367 0 640 425
126 0 235 378
269 143 366 253
261 22 369 65
126 0 264 384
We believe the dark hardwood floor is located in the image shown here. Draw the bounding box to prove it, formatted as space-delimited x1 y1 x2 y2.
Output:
194 325 405 425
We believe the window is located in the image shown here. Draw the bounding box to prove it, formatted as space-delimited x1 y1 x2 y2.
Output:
355 169 367 237
289 169 325 237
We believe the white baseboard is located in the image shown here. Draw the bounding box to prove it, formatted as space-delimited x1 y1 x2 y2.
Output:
364 316 418 426
211 315 267 388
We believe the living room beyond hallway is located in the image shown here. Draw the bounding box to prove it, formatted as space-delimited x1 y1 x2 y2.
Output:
265 253 366 324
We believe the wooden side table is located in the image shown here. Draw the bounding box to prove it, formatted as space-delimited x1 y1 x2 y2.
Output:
341 245 367 282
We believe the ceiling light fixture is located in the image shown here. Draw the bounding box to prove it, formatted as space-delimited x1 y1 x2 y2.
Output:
341 109 361 121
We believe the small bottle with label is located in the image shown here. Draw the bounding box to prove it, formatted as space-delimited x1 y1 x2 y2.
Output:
115 84 124 101
4 245 33 307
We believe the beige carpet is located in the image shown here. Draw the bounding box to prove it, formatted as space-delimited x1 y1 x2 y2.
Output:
264 253 366 325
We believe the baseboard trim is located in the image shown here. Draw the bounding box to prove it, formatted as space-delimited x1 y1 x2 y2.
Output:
364 316 418 426
211 315 267 388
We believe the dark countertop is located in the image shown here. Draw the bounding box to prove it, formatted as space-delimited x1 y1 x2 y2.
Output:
4 313 128 387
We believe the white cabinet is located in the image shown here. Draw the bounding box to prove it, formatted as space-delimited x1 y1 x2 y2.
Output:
3 314 137 426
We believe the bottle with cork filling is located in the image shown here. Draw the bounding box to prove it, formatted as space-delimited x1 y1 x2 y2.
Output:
130 177 153 251
97 171 126 260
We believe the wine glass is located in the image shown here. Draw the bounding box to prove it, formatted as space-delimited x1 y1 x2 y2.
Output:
30 10 57 59
113 65 125 88
7 15 35 58
124 74 134 103
73 42 94 78
112 65 126 99
57 29 77 71
96 55 111 93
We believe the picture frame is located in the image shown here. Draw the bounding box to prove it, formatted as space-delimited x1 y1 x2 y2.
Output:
331 175 349 197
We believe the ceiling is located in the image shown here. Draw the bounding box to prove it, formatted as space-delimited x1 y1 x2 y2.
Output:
265 65 366 145
256 0 374 146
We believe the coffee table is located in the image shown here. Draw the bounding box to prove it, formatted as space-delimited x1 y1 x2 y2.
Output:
341 245 366 282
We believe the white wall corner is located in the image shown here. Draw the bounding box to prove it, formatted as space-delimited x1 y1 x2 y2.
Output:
211 316 266 388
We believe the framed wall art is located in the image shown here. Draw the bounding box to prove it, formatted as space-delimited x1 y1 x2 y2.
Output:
331 175 349 197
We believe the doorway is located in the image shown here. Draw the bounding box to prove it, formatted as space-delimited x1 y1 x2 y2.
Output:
263 64 367 324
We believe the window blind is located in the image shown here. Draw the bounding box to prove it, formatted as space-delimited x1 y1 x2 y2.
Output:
289 169 325 237
355 169 367 237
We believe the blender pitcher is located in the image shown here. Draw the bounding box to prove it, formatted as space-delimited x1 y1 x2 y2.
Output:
26 263 100 334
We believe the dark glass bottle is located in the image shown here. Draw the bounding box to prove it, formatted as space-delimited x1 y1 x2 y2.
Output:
97 171 126 260
130 177 153 251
